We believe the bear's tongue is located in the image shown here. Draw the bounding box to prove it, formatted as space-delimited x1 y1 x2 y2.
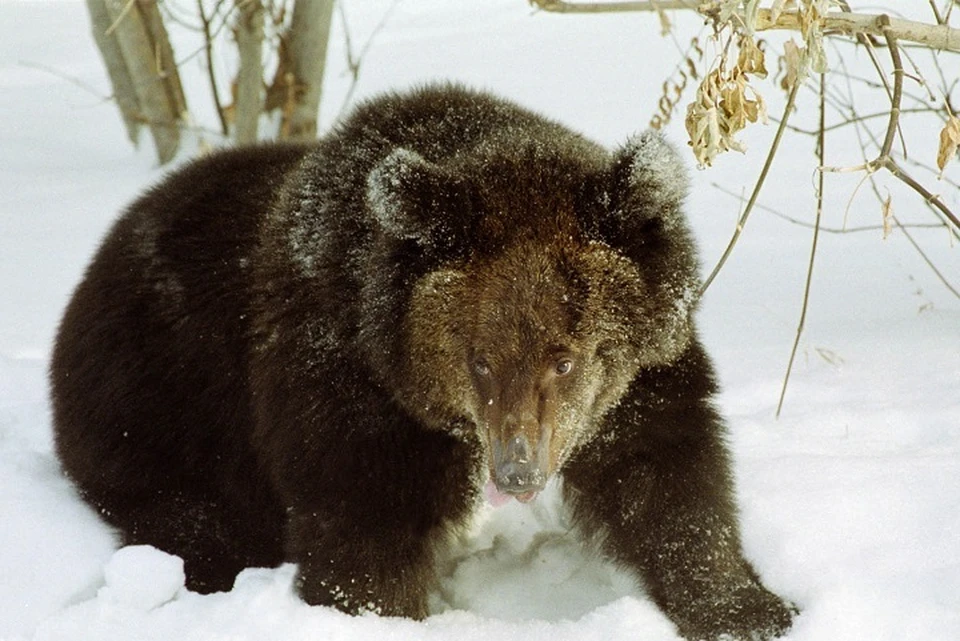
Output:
483 479 538 506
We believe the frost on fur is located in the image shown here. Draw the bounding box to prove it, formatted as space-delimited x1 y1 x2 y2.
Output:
366 148 432 242
621 131 689 231
365 147 475 256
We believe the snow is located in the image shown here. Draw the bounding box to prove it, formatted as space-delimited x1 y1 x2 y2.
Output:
2 1 959 640
99 547 185 612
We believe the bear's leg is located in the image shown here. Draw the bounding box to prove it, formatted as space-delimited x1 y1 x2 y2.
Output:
289 514 439 618
564 438 793 640
562 349 794 640
93 489 285 594
275 418 481 618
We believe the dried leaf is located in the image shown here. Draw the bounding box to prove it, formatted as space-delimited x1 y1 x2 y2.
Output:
737 35 768 79
752 85 768 125
650 35 704 131
799 0 828 73
815 347 844 366
674 76 686 99
936 115 960 174
691 37 704 64
780 38 806 91
686 37 770 167
716 0 741 24
808 28 828 74
769 0 796 23
719 79 742 127
881 192 893 239
655 4 672 36
719 74 756 133
742 0 761 33
686 91 724 167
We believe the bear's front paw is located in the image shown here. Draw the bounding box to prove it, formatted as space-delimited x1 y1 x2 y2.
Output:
672 585 797 641
295 561 429 619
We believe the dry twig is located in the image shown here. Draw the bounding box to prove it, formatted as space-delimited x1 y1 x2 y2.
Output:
529 0 699 13
197 0 229 136
821 15 960 233
333 0 402 125
835 53 960 301
699 78 801 296
530 0 960 53
710 182 951 234
755 8 960 53
777 72 826 418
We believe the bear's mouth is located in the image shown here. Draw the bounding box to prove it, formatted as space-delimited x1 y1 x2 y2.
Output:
483 478 540 505
485 429 550 504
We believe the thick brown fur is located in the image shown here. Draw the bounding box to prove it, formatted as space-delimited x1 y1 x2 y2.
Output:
51 84 794 639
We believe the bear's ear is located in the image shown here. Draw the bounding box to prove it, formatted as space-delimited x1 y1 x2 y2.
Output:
590 132 700 364
597 130 690 243
366 148 474 254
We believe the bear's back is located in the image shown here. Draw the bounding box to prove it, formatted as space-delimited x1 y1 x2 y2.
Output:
51 143 310 505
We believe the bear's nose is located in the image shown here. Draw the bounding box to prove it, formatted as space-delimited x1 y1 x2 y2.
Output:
492 433 547 498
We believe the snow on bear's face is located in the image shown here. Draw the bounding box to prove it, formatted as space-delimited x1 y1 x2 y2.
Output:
404 236 649 503
368 133 700 501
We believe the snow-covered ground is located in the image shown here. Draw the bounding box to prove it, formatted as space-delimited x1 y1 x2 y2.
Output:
2 1 958 639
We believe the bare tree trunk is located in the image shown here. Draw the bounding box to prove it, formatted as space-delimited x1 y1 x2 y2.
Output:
281 0 335 140
87 0 141 145
87 0 187 163
234 0 264 144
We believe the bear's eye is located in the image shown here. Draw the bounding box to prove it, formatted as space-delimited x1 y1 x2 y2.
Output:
555 358 574 376
473 358 491 377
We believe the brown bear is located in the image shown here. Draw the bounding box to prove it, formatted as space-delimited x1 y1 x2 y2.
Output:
51 84 795 640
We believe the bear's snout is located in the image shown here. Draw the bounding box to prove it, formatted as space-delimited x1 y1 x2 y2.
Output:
490 420 550 502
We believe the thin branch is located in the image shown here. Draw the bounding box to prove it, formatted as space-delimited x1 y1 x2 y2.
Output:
699 78 802 296
842 46 960 301
876 20 960 231
893 215 960 299
709 182 949 234
777 72 827 419
173 1 235 69
851 13 909 158
883 160 960 231
755 9 960 53
529 0 699 13
902 154 960 193
104 0 137 36
822 15 960 233
876 17 904 161
777 107 940 136
197 0 228 136
529 2 960 52
900 43 939 103
18 60 112 102
816 65 939 111
854 144 960 302
160 0 204 31
332 0 402 126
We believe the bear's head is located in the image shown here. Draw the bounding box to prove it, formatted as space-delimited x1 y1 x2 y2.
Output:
365 131 699 501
